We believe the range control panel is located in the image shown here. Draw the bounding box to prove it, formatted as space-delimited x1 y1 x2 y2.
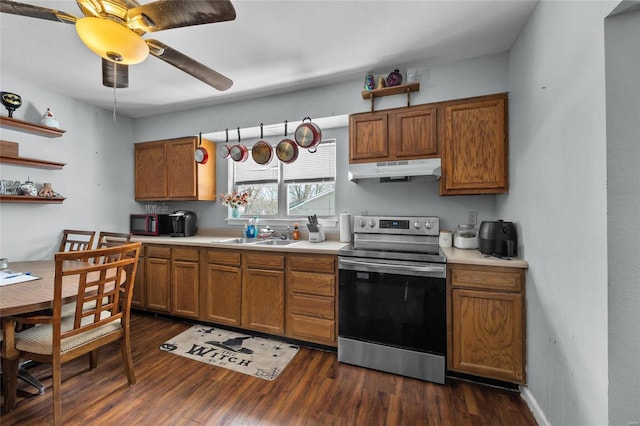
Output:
353 215 439 236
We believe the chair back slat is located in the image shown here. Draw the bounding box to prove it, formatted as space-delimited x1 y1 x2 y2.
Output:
59 230 96 253
96 231 132 249
53 243 141 343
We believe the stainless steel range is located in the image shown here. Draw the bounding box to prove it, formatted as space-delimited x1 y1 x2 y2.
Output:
338 215 447 384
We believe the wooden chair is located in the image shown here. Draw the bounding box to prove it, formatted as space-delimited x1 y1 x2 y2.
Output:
1 242 142 424
58 230 96 252
96 231 131 249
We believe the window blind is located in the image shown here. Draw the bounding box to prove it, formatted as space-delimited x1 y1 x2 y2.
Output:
283 140 336 183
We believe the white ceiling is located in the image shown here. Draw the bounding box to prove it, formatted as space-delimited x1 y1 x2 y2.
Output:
0 0 538 118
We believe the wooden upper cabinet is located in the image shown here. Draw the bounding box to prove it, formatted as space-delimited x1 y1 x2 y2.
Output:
441 93 508 195
390 105 438 158
134 136 216 201
349 105 438 163
349 112 388 161
135 141 167 199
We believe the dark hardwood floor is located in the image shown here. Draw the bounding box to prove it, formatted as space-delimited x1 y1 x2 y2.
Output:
1 313 537 425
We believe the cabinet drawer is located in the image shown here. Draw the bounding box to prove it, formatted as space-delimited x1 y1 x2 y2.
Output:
289 255 335 273
245 252 285 270
289 314 335 344
290 294 334 319
207 249 241 266
450 265 523 292
289 271 335 297
145 245 171 259
172 246 199 261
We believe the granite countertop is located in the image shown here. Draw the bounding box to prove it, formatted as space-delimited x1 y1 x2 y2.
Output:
442 247 529 269
131 229 350 255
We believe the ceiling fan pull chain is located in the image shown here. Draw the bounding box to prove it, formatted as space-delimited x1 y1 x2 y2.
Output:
112 62 117 123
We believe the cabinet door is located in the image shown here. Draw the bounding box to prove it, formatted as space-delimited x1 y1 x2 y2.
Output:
171 260 199 318
442 94 508 195
135 142 167 199
242 268 285 335
202 263 242 326
145 257 170 312
131 255 145 309
390 106 438 158
166 137 198 199
450 288 524 383
349 112 388 162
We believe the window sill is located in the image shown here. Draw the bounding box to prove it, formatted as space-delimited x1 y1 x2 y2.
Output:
225 217 338 228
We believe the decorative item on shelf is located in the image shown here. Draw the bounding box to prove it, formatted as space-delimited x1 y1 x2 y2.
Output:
220 191 250 217
376 77 386 90
364 74 375 91
406 67 418 83
1 91 22 118
40 108 60 128
386 69 403 87
38 183 55 198
0 180 21 195
19 179 37 196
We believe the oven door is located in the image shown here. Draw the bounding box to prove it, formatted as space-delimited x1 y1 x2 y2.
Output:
338 257 446 355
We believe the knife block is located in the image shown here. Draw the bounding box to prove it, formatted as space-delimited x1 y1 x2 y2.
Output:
308 224 325 243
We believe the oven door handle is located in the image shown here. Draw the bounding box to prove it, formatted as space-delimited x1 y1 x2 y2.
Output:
339 258 445 276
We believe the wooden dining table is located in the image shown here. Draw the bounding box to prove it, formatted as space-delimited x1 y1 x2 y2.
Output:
0 260 84 317
1 260 90 412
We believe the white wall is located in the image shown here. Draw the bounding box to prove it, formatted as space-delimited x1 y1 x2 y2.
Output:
0 74 137 261
605 7 640 425
133 54 510 232
1 53 508 260
501 2 616 425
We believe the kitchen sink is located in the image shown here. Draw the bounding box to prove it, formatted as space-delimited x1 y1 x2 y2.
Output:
221 238 259 244
256 239 298 246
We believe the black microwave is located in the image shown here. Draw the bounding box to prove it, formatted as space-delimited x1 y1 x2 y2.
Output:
130 214 171 236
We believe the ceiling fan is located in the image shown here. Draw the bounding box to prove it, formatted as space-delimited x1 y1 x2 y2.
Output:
0 0 236 90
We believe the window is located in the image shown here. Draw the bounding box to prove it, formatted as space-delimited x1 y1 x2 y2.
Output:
231 139 336 219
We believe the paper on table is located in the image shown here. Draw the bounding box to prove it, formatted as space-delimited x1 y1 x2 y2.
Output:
0 270 40 286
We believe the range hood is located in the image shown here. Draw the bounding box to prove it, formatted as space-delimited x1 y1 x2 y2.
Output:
348 158 441 182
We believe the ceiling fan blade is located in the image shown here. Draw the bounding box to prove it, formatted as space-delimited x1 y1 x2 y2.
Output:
0 0 77 23
127 0 236 33
146 39 232 91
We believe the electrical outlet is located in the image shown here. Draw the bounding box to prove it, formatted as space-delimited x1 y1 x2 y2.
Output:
468 211 478 225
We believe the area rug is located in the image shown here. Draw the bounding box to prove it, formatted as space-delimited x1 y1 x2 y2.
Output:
159 324 299 381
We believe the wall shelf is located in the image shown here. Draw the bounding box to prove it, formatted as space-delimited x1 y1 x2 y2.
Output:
0 116 66 137
0 195 65 204
361 82 420 111
361 82 420 99
0 155 65 169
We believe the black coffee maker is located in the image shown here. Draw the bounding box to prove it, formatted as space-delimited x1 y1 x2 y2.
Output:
169 210 198 237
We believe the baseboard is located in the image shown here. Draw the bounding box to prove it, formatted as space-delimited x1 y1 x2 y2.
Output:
521 386 551 426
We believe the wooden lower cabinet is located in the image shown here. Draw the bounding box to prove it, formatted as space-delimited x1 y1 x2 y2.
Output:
131 247 145 309
171 247 200 318
286 254 337 346
138 244 338 347
447 264 526 384
242 252 285 335
201 249 242 326
144 245 171 313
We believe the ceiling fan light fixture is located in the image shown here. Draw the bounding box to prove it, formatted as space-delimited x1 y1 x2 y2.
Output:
75 17 149 65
